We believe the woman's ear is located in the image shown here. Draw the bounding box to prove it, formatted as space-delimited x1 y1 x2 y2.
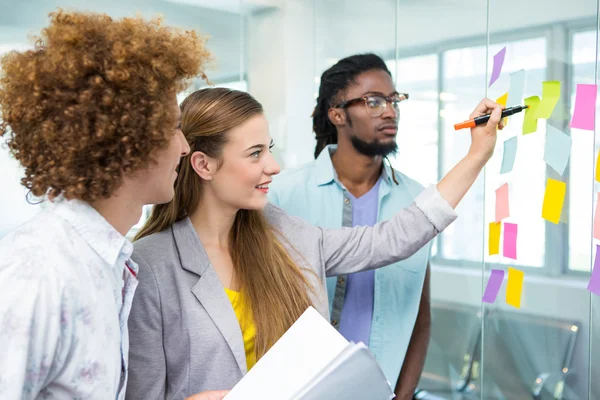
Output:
190 151 218 181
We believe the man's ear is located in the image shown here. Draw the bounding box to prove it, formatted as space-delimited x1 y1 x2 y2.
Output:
328 107 347 128
190 151 218 181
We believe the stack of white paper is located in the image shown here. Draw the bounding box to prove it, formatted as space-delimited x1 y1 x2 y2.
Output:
224 307 394 400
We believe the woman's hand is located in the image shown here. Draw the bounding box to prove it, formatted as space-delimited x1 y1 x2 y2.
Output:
436 98 506 209
185 390 230 400
467 98 505 164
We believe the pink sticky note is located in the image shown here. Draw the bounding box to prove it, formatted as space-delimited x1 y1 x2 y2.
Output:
495 183 510 222
570 84 597 131
503 223 518 260
595 194 600 241
588 245 600 295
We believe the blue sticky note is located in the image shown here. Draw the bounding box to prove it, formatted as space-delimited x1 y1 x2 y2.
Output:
507 69 526 105
544 125 572 175
500 136 518 174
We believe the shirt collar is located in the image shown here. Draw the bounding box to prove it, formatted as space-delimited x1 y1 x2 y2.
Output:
315 144 394 187
50 197 133 268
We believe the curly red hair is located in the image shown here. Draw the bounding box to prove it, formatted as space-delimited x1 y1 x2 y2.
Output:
0 10 211 201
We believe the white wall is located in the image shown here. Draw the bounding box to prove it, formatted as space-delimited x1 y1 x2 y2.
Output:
0 0 244 81
247 0 316 167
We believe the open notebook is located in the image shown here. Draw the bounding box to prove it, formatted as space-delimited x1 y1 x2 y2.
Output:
224 307 394 400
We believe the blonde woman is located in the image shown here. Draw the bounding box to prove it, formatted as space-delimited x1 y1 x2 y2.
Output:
126 88 503 399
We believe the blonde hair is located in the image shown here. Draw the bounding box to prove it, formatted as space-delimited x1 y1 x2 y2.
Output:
136 88 313 359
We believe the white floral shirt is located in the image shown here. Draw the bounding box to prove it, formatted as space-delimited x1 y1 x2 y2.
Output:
0 198 139 399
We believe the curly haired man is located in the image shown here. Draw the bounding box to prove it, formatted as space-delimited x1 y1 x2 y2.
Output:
0 10 218 400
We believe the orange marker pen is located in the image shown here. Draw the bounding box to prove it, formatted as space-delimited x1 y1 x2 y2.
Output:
454 104 529 130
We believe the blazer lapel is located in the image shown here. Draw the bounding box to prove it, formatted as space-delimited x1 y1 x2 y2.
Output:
172 218 248 376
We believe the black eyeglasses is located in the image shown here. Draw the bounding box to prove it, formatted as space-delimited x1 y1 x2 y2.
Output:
334 93 409 117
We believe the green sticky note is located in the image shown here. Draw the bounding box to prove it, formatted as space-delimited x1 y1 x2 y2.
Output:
523 96 540 134
537 81 561 119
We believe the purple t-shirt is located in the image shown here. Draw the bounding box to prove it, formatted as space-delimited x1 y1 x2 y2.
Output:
337 177 382 346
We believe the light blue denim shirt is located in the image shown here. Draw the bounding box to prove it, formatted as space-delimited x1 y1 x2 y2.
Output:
269 145 432 385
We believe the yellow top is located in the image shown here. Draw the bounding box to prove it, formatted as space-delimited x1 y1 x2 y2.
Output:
224 288 257 370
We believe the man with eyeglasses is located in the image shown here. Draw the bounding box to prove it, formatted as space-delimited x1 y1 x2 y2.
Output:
269 53 430 400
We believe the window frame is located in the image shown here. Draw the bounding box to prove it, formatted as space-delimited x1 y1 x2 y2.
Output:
565 23 600 276
380 19 598 279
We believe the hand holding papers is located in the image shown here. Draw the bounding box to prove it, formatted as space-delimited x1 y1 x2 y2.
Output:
225 307 394 400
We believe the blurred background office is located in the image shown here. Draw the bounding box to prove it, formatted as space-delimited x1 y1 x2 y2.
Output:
1 0 599 398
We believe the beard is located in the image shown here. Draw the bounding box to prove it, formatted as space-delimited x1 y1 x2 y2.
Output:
350 135 398 157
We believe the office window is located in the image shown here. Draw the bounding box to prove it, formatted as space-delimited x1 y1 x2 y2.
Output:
569 30 598 272
440 38 547 267
386 55 439 187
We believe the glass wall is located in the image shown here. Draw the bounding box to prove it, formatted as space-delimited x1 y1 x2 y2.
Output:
252 1 600 398
2 0 600 398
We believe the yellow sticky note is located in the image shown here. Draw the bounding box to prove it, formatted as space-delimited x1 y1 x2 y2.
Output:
523 96 540 134
496 92 509 126
506 267 524 308
489 222 501 255
596 150 600 183
537 81 561 119
496 92 508 106
542 178 567 224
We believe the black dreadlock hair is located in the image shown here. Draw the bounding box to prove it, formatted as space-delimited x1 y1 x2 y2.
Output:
312 53 398 184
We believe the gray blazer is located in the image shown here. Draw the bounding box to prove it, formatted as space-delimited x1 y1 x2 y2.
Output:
126 185 456 400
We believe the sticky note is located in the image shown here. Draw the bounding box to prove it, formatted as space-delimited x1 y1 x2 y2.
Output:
489 222 501 255
542 178 567 224
506 267 524 308
596 150 600 182
544 125 572 175
496 93 508 107
496 93 509 126
537 81 561 119
588 245 600 296
570 84 597 131
523 96 540 134
489 47 506 87
482 269 505 303
495 183 510 221
551 96 570 121
507 69 526 105
594 194 600 241
503 223 518 260
500 137 517 174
